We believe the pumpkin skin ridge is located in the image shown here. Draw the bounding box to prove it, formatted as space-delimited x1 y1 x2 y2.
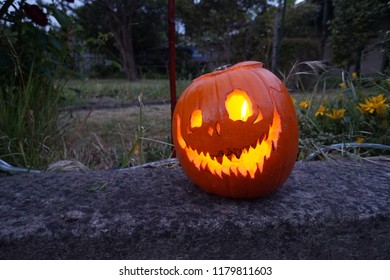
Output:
193 61 263 82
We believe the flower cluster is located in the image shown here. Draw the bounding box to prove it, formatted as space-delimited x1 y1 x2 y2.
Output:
309 93 389 120
299 98 348 121
295 83 389 147
293 72 390 159
358 94 389 116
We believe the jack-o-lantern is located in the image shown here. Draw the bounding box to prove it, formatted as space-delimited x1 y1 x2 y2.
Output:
172 61 298 198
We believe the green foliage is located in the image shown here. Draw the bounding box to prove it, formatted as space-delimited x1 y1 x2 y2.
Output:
0 65 64 168
177 0 269 66
177 0 325 73
329 0 389 69
294 70 390 159
279 38 321 73
283 1 322 38
0 1 74 168
76 0 168 80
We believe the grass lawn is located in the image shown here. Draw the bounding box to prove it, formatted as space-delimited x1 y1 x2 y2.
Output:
60 79 191 169
62 79 191 107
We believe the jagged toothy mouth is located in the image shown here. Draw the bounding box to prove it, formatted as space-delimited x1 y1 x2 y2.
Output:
175 104 282 179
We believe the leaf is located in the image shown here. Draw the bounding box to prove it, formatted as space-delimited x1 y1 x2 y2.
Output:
87 183 108 192
50 6 71 28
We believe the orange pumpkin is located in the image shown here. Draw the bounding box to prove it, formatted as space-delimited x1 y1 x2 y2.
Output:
172 61 298 198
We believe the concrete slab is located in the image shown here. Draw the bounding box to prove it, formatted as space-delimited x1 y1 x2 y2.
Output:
0 160 389 259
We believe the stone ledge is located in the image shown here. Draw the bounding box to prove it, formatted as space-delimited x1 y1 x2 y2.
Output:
0 160 390 259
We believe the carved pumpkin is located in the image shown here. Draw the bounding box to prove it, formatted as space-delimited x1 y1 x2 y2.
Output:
172 61 298 198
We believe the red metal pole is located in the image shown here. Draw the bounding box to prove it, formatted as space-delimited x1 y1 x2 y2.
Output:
168 0 176 155
168 0 176 119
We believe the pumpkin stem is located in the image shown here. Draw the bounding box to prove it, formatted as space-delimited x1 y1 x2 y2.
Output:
213 64 232 72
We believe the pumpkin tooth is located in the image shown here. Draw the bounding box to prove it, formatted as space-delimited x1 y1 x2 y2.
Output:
238 166 248 177
193 157 201 169
264 130 270 141
247 144 254 154
216 156 223 165
248 166 257 179
215 168 223 179
230 165 239 177
257 157 265 173
234 149 243 159
201 158 208 170
272 140 278 152
251 141 258 149
222 165 230 176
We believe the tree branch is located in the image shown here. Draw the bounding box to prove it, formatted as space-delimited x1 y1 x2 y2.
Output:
0 0 15 20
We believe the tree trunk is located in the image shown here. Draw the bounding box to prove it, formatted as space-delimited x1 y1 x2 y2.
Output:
115 27 137 81
103 0 139 81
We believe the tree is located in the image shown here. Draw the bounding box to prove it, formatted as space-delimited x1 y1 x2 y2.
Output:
177 0 269 66
77 0 168 80
77 0 144 81
283 0 322 38
329 0 389 70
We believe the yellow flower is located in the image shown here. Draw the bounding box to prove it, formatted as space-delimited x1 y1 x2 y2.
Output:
356 137 364 144
352 72 358 79
322 97 328 104
325 108 346 120
339 82 347 89
299 98 310 110
358 94 389 116
315 105 327 117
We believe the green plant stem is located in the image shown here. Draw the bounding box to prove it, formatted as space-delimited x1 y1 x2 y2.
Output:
139 137 174 147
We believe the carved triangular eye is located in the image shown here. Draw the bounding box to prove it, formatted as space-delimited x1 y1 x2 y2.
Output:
190 109 202 128
225 89 253 121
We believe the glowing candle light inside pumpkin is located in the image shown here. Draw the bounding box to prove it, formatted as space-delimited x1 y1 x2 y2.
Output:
241 100 248 120
225 89 253 121
190 109 202 128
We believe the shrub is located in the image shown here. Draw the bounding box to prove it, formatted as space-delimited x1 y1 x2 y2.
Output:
0 1 74 169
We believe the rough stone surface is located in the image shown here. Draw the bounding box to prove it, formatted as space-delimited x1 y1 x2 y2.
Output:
0 160 390 259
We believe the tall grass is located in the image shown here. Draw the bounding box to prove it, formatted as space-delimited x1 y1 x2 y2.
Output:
0 64 65 169
1 7 72 170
